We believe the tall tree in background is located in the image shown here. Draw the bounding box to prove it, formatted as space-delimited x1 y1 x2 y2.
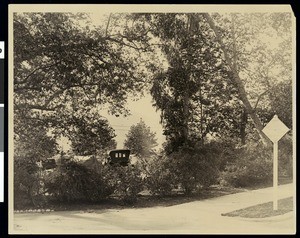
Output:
148 13 242 152
124 119 158 158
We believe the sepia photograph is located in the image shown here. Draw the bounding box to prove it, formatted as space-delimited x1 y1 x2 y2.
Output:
8 4 296 234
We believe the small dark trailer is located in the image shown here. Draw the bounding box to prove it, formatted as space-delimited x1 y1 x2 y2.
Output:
107 149 131 166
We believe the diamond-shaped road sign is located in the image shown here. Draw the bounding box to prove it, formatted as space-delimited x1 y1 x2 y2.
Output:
262 115 290 210
262 115 290 143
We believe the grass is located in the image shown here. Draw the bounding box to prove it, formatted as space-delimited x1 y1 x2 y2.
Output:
222 197 293 218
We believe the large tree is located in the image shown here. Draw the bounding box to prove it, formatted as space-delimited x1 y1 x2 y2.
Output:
146 13 243 151
146 13 293 149
201 12 293 143
13 12 155 156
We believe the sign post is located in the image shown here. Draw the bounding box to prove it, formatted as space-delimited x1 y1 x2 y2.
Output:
262 115 289 210
273 140 278 210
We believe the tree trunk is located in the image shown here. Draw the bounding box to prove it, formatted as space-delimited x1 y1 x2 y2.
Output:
182 90 190 142
181 15 195 143
199 85 204 145
240 109 248 145
201 13 270 144
231 15 248 145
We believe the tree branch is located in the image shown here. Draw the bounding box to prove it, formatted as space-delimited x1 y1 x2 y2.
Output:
15 62 59 85
15 103 60 111
254 90 269 110
105 13 112 37
106 36 146 51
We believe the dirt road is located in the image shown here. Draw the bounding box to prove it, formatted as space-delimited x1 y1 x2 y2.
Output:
11 183 295 234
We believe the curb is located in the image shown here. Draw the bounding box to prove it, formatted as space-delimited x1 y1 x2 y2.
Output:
239 211 294 222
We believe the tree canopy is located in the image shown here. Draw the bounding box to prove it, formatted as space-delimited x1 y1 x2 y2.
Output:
146 14 243 151
13 12 156 157
13 12 293 158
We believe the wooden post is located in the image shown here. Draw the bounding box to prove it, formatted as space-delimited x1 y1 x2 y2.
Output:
273 141 278 210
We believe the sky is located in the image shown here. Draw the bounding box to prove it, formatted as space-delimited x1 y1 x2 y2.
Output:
57 93 166 152
101 94 166 150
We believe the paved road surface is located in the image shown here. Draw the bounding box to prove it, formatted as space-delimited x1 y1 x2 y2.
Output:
11 183 295 234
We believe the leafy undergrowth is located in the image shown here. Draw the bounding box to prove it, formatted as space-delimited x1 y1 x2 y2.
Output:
222 197 293 218
14 177 292 213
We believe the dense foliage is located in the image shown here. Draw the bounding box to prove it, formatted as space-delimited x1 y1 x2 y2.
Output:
148 14 243 152
102 164 144 204
45 160 113 203
221 143 273 188
221 138 293 188
13 12 155 160
14 159 43 209
145 142 237 196
68 114 116 156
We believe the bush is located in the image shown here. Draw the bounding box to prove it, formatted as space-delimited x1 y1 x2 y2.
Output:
222 143 273 188
14 158 46 209
206 140 242 171
278 137 293 178
45 159 113 203
102 164 144 204
33 153 144 205
145 156 177 196
145 143 221 196
169 145 220 194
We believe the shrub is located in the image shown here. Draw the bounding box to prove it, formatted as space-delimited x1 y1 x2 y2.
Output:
278 136 293 178
169 145 220 194
145 143 221 196
145 156 177 196
222 142 273 188
206 140 242 171
102 164 144 204
14 158 46 209
45 159 113 203
43 153 144 205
